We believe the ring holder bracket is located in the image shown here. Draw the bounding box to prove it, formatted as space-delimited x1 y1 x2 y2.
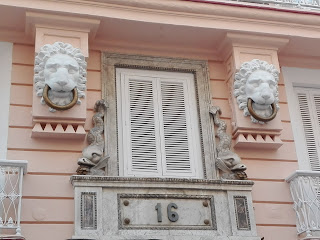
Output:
42 85 78 111
247 98 278 123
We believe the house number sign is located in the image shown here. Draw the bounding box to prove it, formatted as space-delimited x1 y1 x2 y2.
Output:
155 202 179 222
118 194 216 230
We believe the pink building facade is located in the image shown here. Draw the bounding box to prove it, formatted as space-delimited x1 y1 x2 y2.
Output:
0 0 319 239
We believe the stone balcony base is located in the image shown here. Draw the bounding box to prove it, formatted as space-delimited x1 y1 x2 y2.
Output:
70 176 260 240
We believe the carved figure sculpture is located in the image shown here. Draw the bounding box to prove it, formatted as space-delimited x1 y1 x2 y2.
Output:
234 59 280 123
77 100 109 175
34 42 87 112
210 106 247 180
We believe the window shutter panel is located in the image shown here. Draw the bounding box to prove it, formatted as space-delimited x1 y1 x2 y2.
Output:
122 77 162 176
159 81 193 176
297 91 320 171
311 93 320 171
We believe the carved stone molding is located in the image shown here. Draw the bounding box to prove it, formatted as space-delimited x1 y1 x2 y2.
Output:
31 123 86 139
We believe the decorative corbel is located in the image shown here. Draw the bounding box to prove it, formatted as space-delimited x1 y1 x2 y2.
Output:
210 106 247 180
77 100 109 175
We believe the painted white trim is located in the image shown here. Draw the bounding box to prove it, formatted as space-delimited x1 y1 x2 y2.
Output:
0 159 28 174
0 42 13 159
286 170 320 182
282 67 320 170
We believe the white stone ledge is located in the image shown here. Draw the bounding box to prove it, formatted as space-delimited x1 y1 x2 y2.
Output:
286 170 320 182
70 176 254 191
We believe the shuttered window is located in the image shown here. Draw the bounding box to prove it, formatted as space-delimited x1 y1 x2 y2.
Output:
295 88 320 171
116 68 202 178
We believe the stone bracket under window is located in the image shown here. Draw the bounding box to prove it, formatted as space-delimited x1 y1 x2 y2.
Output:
70 176 260 240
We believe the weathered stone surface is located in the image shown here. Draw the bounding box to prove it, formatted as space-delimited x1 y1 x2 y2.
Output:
71 176 259 240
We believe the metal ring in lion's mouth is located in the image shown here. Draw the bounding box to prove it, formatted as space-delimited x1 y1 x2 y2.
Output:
43 84 78 111
247 98 277 122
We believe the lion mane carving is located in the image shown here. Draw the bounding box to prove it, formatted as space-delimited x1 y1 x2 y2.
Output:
34 42 87 112
234 59 280 123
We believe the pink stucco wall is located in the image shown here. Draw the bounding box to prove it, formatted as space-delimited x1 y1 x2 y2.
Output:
7 44 101 239
5 43 299 240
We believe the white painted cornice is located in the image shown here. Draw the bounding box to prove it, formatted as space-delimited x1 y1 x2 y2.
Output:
2 0 320 32
1 0 320 59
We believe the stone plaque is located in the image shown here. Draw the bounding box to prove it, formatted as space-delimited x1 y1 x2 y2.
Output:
118 194 216 230
81 192 97 230
234 196 251 230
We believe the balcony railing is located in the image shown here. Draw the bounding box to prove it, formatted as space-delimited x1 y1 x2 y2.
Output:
200 0 320 11
0 160 27 239
287 170 320 239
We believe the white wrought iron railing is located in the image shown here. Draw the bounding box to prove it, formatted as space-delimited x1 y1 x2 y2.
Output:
200 0 320 11
0 160 27 238
287 170 320 239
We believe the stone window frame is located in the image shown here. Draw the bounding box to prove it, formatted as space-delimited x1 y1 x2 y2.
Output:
102 53 216 179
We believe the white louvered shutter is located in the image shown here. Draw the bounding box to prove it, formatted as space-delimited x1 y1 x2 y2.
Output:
295 88 320 171
159 80 195 177
117 68 202 178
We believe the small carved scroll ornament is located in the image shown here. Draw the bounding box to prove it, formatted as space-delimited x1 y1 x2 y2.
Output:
234 59 280 123
34 42 87 112
210 106 247 180
77 100 109 175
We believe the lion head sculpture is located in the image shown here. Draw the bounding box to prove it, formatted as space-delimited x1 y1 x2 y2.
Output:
234 59 280 124
34 42 87 112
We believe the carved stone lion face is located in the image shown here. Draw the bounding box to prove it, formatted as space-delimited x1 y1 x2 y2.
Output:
34 42 87 112
234 59 279 123
44 54 80 105
245 70 277 110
